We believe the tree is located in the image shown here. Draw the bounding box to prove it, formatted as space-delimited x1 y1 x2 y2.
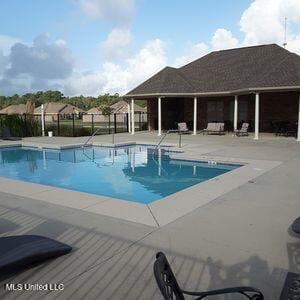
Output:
101 105 113 115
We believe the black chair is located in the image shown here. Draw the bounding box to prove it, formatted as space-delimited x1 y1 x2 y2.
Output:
0 235 72 275
154 252 264 300
291 217 300 234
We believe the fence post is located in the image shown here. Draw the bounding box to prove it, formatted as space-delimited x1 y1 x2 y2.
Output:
139 112 142 131
57 114 60 136
0 115 2 136
72 114 75 137
108 114 111 134
179 132 182 148
114 114 117 134
126 113 129 132
92 114 94 132
24 114 28 137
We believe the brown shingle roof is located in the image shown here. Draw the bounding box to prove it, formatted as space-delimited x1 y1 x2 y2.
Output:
126 44 300 97
34 103 84 114
0 104 27 115
86 107 102 114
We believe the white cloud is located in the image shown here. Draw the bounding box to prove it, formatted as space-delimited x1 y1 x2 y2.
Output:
55 39 67 46
173 0 300 70
240 0 284 45
211 28 239 50
101 28 132 61
3 0 300 97
173 42 209 67
240 0 300 54
172 28 238 67
6 34 73 80
78 0 136 24
66 39 167 96
0 34 74 95
0 35 21 55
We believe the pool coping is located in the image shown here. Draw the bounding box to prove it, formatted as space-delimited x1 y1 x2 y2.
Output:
0 141 282 227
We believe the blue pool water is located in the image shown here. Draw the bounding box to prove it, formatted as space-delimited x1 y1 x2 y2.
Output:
0 146 240 203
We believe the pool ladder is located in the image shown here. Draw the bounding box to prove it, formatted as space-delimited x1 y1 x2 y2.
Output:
155 129 182 149
82 127 115 148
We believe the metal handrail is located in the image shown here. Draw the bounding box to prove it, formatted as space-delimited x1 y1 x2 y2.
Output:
155 129 182 149
82 127 102 147
82 126 115 147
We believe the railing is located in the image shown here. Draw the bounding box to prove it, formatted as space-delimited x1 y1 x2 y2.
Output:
82 126 116 148
82 127 103 147
155 129 182 149
0 112 148 138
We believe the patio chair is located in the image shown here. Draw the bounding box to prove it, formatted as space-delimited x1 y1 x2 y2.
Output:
291 217 300 234
177 122 189 134
1 127 22 141
280 272 300 299
203 122 225 135
235 122 249 137
284 122 297 137
154 252 264 300
0 235 72 275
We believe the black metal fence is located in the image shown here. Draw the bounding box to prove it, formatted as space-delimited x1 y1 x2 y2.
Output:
0 112 148 138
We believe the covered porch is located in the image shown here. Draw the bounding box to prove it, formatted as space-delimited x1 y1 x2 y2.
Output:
128 91 300 141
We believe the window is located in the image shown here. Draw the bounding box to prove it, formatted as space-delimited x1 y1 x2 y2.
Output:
238 101 248 122
207 101 224 122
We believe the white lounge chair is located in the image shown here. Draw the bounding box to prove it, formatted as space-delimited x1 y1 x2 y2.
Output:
235 122 249 137
177 122 189 134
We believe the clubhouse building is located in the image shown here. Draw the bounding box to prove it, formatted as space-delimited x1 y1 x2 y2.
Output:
125 44 300 140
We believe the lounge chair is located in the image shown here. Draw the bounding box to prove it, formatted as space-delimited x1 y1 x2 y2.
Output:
177 122 189 134
1 127 22 141
0 235 72 275
202 122 225 135
154 252 264 300
235 122 249 137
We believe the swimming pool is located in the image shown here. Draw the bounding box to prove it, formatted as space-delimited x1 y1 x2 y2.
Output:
0 146 240 204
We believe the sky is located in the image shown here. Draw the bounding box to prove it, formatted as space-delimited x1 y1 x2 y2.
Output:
0 0 300 97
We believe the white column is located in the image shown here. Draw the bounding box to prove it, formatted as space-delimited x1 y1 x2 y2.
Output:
233 95 238 132
297 94 300 142
158 97 162 136
41 104 45 137
127 102 131 133
193 97 197 135
254 93 260 140
131 98 135 135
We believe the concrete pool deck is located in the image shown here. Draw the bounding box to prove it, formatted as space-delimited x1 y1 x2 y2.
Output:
0 132 300 299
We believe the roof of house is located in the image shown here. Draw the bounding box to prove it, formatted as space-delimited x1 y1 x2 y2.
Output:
0 104 27 115
60 104 85 114
110 100 147 113
126 44 300 97
34 103 84 114
86 107 102 114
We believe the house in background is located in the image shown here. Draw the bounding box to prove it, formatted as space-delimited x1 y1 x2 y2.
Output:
0 104 27 115
110 100 147 123
125 44 300 140
82 100 147 124
34 102 84 122
82 107 108 123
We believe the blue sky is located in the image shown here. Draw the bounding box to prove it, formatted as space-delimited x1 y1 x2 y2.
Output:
0 0 300 96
